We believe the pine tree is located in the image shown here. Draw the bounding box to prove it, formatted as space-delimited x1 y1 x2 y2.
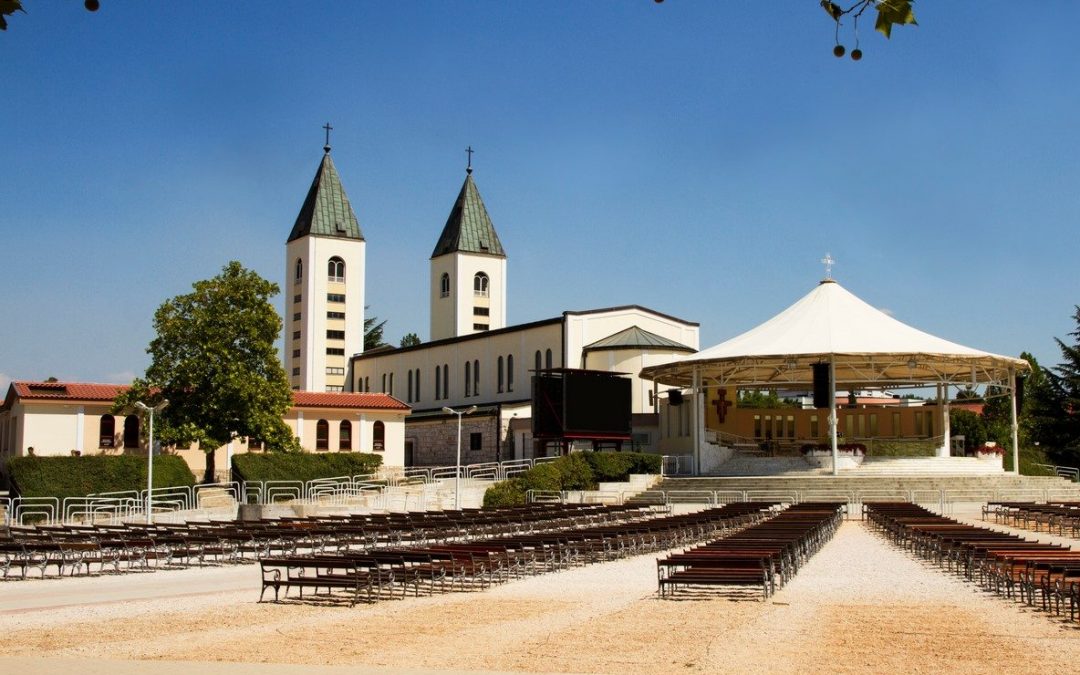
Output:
1032 307 1080 465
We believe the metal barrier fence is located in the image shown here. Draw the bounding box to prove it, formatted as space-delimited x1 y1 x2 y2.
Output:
1034 463 1080 482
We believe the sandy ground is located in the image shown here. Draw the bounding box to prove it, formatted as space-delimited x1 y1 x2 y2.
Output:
2 512 1079 675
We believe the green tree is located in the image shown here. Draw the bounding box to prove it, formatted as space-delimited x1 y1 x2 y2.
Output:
114 261 299 481
949 408 987 453
364 308 388 351
399 332 421 348
821 0 918 60
1030 308 1080 466
737 390 796 409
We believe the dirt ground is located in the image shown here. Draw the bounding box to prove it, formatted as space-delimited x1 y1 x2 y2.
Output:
1 520 1078 675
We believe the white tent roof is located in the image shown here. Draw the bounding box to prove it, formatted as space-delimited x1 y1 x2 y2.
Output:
640 280 1028 389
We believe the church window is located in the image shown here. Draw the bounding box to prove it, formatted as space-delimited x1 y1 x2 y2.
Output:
99 414 115 448
326 367 344 375
473 324 489 331
293 294 301 304
473 272 489 297
327 311 345 320
316 420 329 450
295 259 303 283
327 293 345 303
473 306 489 316
327 330 345 340
534 350 541 373
507 355 514 392
326 348 344 356
328 257 345 282
389 373 394 396
407 370 413 403
364 376 370 392
415 369 420 401
326 385 343 392
381 374 387 393
373 421 385 451
292 367 301 376
339 420 352 451
292 349 301 358
465 362 471 397
293 330 301 340
440 273 450 298
442 364 449 399
473 359 480 396
498 356 504 393
123 415 140 449
435 367 441 401
545 349 553 369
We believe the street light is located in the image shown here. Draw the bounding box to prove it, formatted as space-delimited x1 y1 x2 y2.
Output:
134 400 168 524
442 405 477 510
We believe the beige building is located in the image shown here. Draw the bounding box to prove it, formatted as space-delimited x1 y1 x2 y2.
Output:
0 381 409 477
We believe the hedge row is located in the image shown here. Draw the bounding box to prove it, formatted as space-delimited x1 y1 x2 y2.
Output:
483 452 662 508
6 455 197 500
232 452 383 484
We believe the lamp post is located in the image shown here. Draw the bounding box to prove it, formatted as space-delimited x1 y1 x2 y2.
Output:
442 405 477 510
134 400 168 524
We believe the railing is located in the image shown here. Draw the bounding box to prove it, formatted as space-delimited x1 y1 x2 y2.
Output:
1034 463 1080 482
661 454 694 476
0 495 9 527
11 496 59 526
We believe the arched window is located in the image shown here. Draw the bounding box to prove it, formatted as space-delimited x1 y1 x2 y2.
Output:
435 366 442 401
389 373 394 396
407 370 413 403
440 273 450 298
316 419 329 450
372 421 385 451
295 258 303 282
364 376 370 393
414 369 421 402
381 373 387 393
545 348 553 370
465 361 471 397
442 364 449 399
507 354 514 392
473 359 480 396
123 415 140 449
99 414 115 448
535 350 542 374
327 256 345 282
339 420 352 451
473 272 489 297
497 356 504 393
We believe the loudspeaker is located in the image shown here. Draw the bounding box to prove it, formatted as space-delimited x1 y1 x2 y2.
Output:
812 362 831 409
668 389 684 406
1015 375 1025 412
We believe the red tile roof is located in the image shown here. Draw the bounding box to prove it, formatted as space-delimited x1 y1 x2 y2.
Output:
292 391 410 411
10 381 129 402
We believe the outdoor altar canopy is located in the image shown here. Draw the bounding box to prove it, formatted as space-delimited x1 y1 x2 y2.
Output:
639 278 1030 475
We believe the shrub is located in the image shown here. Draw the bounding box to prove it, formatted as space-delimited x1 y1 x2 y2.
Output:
6 455 196 500
521 462 563 492
482 478 527 508
232 452 382 484
553 453 595 490
582 452 662 481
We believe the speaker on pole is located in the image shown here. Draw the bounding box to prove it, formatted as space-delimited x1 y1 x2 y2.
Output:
812 362 831 409
668 389 684 406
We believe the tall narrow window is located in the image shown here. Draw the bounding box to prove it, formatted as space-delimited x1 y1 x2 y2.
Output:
415 369 421 402
389 373 394 397
442 364 449 399
123 415 140 449
545 348 553 369
295 258 303 283
497 356 504 393
473 272 489 297
473 359 480 396
364 376 370 392
99 414 115 448
435 366 442 401
316 419 329 450
339 420 352 451
327 256 345 282
465 362 472 397
507 355 514 392
407 371 413 403
440 273 450 298
373 421 385 451
535 350 542 373
381 374 387 393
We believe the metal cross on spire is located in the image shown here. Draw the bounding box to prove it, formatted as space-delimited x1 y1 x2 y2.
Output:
821 252 836 280
323 122 333 153
465 145 474 174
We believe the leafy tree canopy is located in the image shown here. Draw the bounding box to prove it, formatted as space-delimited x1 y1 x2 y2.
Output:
399 332 421 348
114 261 299 454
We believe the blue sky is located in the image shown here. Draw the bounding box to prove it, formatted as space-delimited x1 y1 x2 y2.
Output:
2 2 1078 390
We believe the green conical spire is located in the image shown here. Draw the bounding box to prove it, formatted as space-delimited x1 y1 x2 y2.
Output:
431 170 505 258
287 150 364 243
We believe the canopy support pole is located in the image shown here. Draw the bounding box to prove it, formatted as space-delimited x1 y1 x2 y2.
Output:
941 384 951 458
829 357 839 477
692 367 701 476
1009 367 1020 475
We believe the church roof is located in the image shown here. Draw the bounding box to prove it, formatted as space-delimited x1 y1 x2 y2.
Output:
431 172 505 258
583 325 696 353
292 391 409 411
287 151 364 243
